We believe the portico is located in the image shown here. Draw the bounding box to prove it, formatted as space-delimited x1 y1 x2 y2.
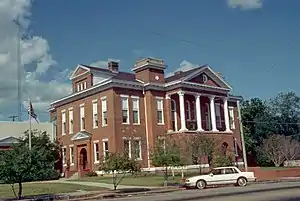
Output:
166 90 233 133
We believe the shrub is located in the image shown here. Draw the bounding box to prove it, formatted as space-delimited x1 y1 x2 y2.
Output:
85 171 98 177
212 154 233 167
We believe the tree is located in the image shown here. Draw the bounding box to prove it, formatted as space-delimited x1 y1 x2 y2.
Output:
268 91 300 138
0 130 60 200
241 98 270 155
282 136 300 166
259 134 286 167
98 152 140 190
151 136 182 187
184 135 215 173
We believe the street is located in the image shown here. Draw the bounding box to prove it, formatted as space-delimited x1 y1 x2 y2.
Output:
96 181 300 201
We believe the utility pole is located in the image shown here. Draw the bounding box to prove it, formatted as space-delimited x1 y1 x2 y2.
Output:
237 100 248 171
14 19 22 122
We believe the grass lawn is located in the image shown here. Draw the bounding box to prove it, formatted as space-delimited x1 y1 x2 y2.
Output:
73 175 185 187
0 182 106 199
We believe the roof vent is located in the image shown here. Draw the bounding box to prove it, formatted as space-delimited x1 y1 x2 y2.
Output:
108 61 119 73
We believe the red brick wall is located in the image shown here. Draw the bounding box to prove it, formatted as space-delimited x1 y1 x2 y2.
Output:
241 167 300 180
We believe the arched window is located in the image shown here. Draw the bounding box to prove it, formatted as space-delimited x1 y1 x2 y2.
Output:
171 99 177 131
185 100 191 121
221 142 228 156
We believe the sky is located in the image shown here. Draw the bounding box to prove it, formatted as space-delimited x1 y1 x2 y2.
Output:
0 0 299 122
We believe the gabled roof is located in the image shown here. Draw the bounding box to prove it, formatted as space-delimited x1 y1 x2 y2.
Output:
71 131 92 141
165 65 232 90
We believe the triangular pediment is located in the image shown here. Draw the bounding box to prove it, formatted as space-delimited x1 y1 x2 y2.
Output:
69 65 91 80
183 66 232 90
0 136 20 144
71 131 92 141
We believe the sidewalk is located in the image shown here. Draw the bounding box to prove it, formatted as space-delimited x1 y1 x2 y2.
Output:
48 179 162 190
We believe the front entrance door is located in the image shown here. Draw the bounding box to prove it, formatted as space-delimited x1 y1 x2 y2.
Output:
79 148 87 170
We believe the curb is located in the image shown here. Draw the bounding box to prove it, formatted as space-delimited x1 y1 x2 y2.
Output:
252 178 300 184
63 188 182 201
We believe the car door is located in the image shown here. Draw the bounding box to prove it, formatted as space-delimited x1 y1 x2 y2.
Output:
207 168 226 185
222 168 240 184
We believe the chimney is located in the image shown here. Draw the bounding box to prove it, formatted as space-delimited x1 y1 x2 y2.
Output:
108 61 119 73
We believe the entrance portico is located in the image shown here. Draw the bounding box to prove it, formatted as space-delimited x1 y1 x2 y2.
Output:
166 90 233 133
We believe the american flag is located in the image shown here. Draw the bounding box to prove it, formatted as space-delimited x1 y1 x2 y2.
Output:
28 99 39 123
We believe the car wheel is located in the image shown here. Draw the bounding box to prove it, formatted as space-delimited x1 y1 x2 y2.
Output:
237 177 247 187
196 180 206 189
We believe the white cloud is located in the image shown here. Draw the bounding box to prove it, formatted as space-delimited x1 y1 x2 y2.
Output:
227 0 263 10
0 0 71 121
166 60 198 77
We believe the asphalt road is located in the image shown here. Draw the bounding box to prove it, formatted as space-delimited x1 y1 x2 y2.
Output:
97 181 300 201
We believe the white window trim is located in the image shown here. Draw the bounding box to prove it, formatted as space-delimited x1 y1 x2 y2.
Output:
102 138 109 161
93 140 100 164
121 95 130 124
229 106 235 129
61 111 66 136
80 105 85 131
92 101 98 129
215 103 222 128
69 145 74 166
132 96 140 125
156 97 165 125
101 97 107 127
68 108 73 134
171 99 178 131
84 82 87 89
186 100 191 121
132 138 142 160
77 84 80 92
62 146 67 167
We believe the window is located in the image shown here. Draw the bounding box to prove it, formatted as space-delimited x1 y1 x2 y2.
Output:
191 101 196 120
80 83 83 90
69 145 74 166
202 74 208 83
132 97 140 124
234 138 238 156
93 141 100 163
62 146 67 166
185 101 191 121
156 98 164 124
62 111 66 135
83 82 87 89
229 107 235 129
211 169 222 175
171 100 177 131
121 96 129 124
92 101 98 128
123 138 131 158
158 138 166 151
101 97 107 126
225 168 234 174
69 109 73 134
215 103 222 128
103 139 109 159
80 105 85 130
77 84 80 92
132 139 142 159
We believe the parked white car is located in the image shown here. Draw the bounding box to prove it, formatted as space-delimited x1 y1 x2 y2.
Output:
184 166 256 189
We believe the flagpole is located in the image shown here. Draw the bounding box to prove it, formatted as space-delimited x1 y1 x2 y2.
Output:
28 98 32 150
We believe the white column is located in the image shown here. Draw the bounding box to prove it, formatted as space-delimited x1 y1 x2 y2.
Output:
223 97 231 132
178 91 187 131
209 96 218 132
195 94 203 131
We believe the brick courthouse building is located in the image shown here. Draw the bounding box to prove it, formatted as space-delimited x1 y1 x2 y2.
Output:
49 57 244 176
